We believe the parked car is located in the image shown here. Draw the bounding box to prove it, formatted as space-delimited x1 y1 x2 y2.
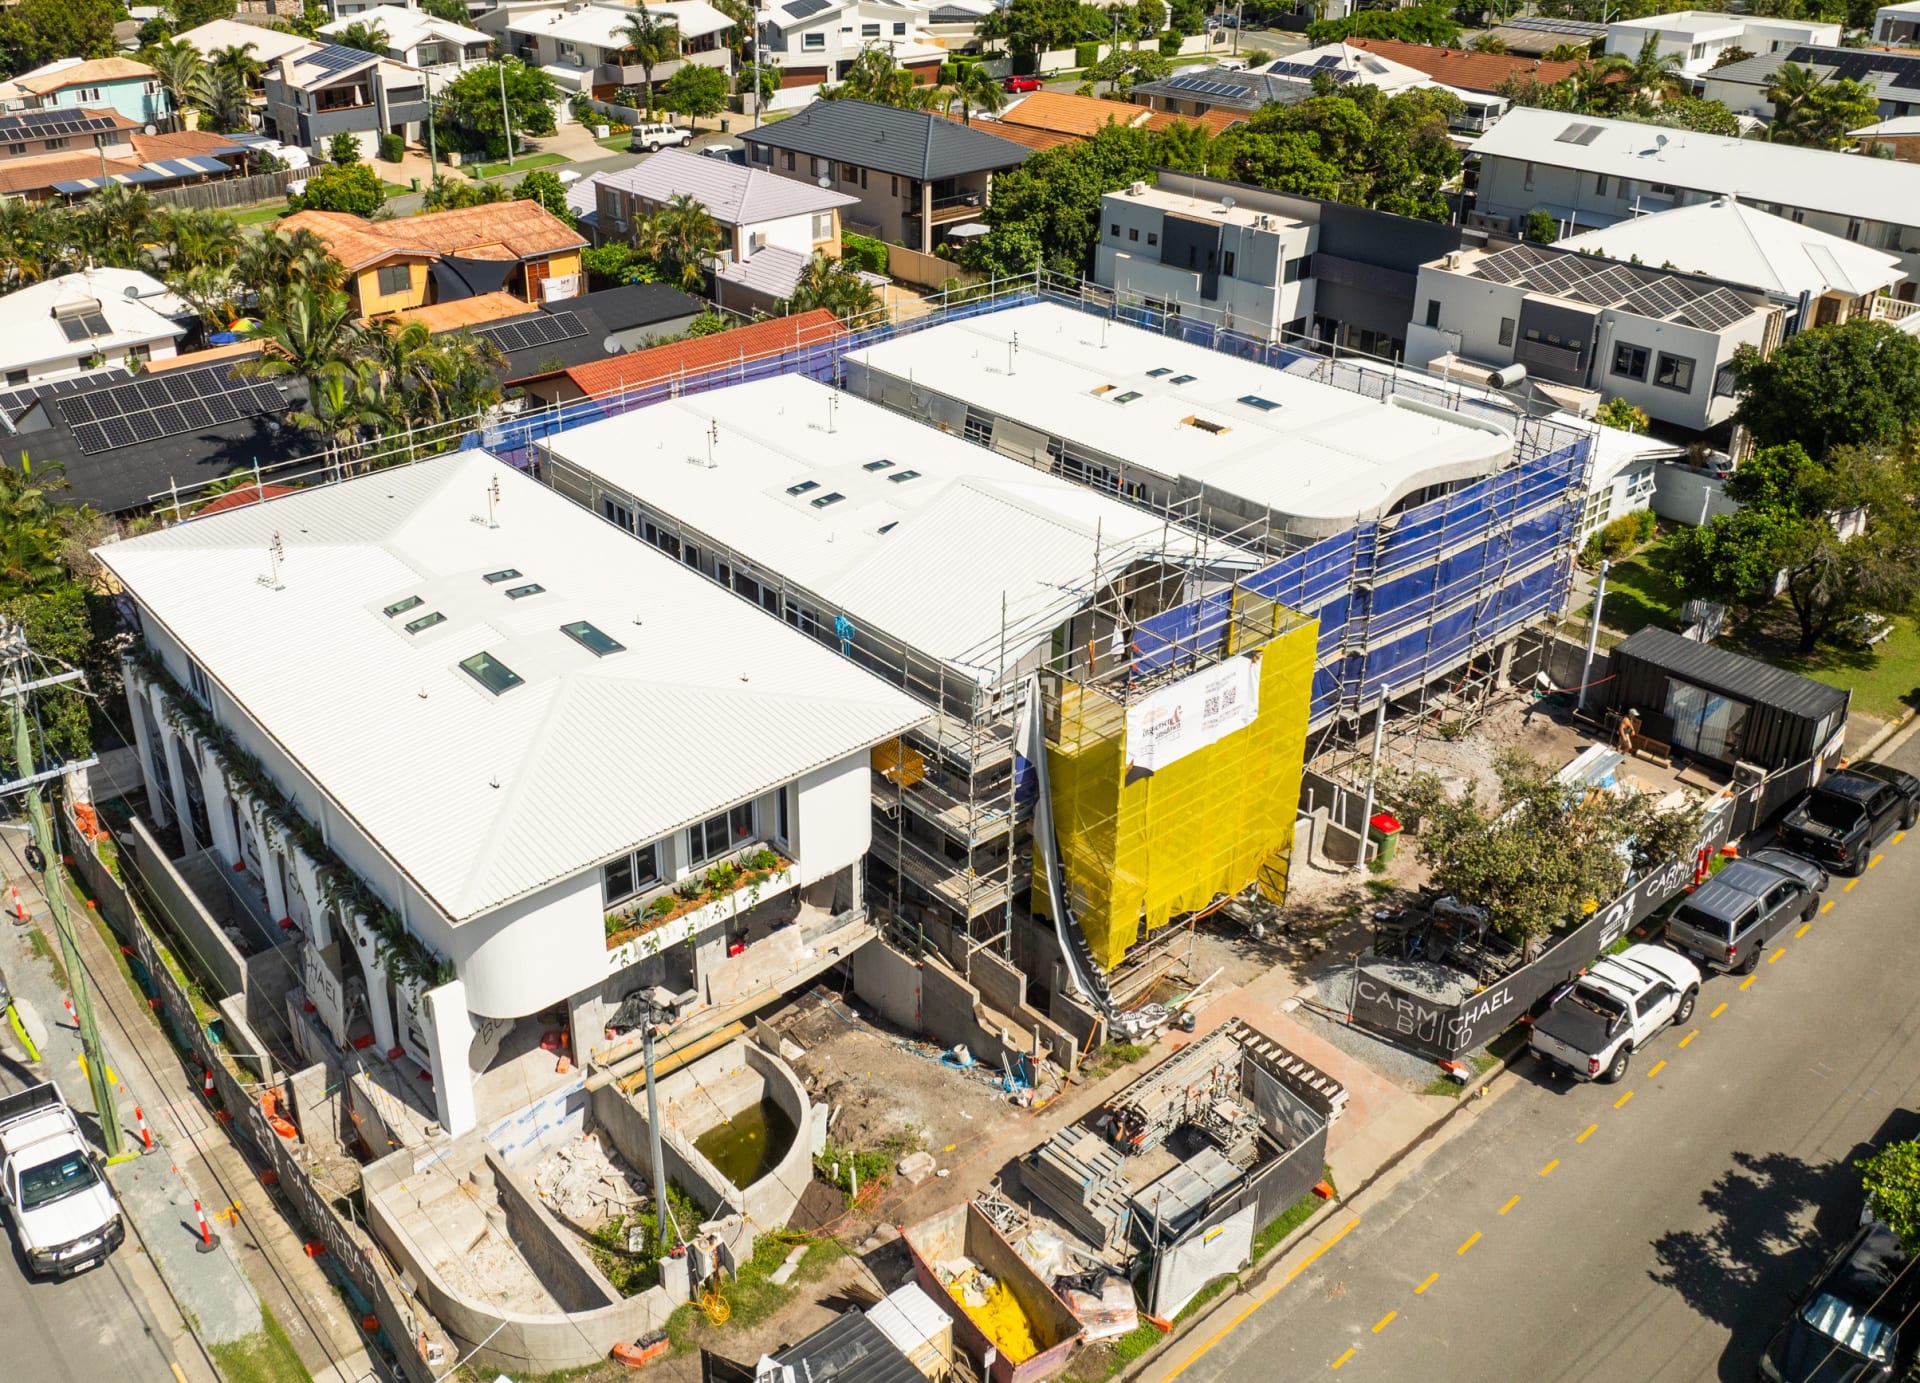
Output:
1760 1220 1920 1382
628 122 693 153
0 1081 125 1279
1777 763 1920 876
1529 944 1701 1084
1744 847 1829 895
1003 75 1043 92
1664 856 1819 976
699 138 746 164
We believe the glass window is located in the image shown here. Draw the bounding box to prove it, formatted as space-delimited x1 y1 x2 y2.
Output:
187 660 212 706
459 651 524 695
1499 318 1515 347
786 480 820 495
383 595 424 617
1128 227 1138 242
376 264 411 296
1654 352 1695 392
888 469 921 482
603 842 660 905
1147 367 1173 377
505 583 544 599
1612 344 1649 380
1113 390 1142 404
1221 250 1235 277
861 21 879 35
862 458 895 471
776 784 790 843
404 611 446 634
810 492 845 507
563 621 625 656
1238 394 1280 411
811 212 832 240
482 568 521 583
687 806 750 866
803 32 824 49
1147 232 1158 247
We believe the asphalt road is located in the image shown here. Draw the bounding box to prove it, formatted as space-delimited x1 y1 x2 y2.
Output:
0 1052 182 1383
1160 734 1920 1383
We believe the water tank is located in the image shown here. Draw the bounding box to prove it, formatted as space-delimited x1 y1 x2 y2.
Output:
1488 362 1529 389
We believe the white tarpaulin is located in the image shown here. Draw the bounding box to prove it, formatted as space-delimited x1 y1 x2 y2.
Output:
1125 653 1261 773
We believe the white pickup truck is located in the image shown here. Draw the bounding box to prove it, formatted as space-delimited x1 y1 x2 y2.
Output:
0 1080 125 1277
1529 945 1702 1084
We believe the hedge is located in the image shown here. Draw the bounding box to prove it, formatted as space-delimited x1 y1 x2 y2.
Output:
841 232 889 275
378 132 404 163
1075 41 1100 65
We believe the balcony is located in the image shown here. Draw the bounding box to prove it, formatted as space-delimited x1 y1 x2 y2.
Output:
591 49 733 88
604 846 793 954
926 190 984 224
1872 295 1920 324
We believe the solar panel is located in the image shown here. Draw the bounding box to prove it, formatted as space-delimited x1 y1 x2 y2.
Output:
1680 287 1759 332
163 373 199 403
71 422 107 454
473 311 588 355
58 363 284 455
1505 15 1607 34
302 44 376 74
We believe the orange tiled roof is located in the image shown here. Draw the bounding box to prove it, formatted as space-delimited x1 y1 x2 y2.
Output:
281 201 587 272
379 293 536 331
15 58 157 94
1342 37 1594 93
934 111 1079 151
0 153 144 196
194 482 301 516
549 311 845 399
1001 90 1154 138
132 130 246 162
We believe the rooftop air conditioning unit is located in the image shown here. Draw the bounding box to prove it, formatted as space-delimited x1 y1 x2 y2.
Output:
1128 180 1147 196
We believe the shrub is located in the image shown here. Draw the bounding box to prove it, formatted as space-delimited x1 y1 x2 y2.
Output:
608 121 631 135
1158 32 1182 55
939 62 956 83
328 130 362 166
816 1140 894 1204
1075 80 1095 96
646 895 675 919
1584 509 1658 566
378 132 404 163
287 163 386 216
1075 41 1100 65
1524 208 1558 244
840 231 889 275
745 846 781 871
1596 397 1650 434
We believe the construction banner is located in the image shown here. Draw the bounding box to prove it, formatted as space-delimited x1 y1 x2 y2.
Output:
1123 654 1262 773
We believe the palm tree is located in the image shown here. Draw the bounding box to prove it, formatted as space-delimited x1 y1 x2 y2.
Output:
781 253 880 325
1764 61 1825 140
637 194 719 291
831 46 928 108
196 66 253 134
0 458 78 598
210 42 265 90
0 199 60 289
243 283 361 390
615 5 682 118
292 361 387 479
335 21 392 57
944 65 1007 124
1597 35 1685 113
170 262 241 331
1544 42 1592 62
151 42 207 133
153 206 243 273
76 185 156 268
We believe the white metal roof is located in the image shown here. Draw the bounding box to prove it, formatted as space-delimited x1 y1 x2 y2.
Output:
844 302 1515 536
95 453 925 922
170 18 316 65
868 1282 951 1353
595 146 857 227
507 1 735 46
1606 11 1743 36
713 244 809 299
537 374 1238 677
0 268 186 376
1855 115 1920 136
1470 106 1920 229
1557 197 1902 299
319 5 490 51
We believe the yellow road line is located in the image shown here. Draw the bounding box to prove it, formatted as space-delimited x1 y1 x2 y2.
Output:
171 1366 189 1383
1458 1231 1482 1256
1796 923 1811 939
1614 1090 1634 1109
1373 1310 1397 1334
1647 1060 1666 1077
1871 854 1885 870
1679 1029 1699 1048
1415 1272 1440 1295
1739 975 1757 991
1333 1347 1356 1371
1710 1002 1728 1018
1822 900 1835 913
1896 832 1908 845
1576 1123 1598 1144
1845 878 1859 892
1499 1194 1521 1216
1768 948 1785 965
1540 1159 1560 1177
1165 1217 1362 1380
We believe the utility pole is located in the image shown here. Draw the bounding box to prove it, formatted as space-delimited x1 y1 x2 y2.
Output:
499 61 515 169
0 626 119 1159
426 68 439 185
638 990 673 1255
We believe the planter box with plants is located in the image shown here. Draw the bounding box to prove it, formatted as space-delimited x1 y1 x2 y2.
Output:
603 847 793 960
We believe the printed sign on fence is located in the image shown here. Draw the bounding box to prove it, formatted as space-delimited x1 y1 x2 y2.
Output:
1125 653 1261 773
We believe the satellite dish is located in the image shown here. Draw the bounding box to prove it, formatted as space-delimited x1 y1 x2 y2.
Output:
602 335 621 355
143 124 156 136
1221 195 1236 210
124 284 140 299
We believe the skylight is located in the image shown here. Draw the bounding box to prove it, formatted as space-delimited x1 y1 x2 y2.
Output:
1238 394 1280 411
786 480 820 496
482 568 522 584
403 611 446 634
862 459 895 471
1114 391 1143 404
1171 374 1197 385
562 620 625 657
1147 367 1173 378
383 595 424 617
505 583 545 600
460 651 524 695
887 470 921 483
810 491 846 508
877 521 899 535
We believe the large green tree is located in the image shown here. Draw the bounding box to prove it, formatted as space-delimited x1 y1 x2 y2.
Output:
435 60 560 160
1860 1141 1920 1252
0 0 116 71
658 62 728 118
965 122 1161 277
1765 65 1879 149
1307 1 1459 47
1731 319 1920 456
615 5 681 117
513 168 575 226
1221 84 1462 221
978 0 1110 55
289 163 387 216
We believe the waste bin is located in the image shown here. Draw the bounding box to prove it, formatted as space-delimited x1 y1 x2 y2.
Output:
720 117 731 133
1367 812 1403 866
410 176 420 192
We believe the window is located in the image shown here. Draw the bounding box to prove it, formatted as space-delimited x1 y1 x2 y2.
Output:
890 175 898 195
803 31 824 49
459 651 524 695
1654 352 1695 392
810 491 845 507
1128 226 1138 242
1595 173 1608 196
602 843 660 906
784 150 796 170
839 162 857 181
383 595 424 618
1112 390 1142 404
775 784 790 845
504 582 544 599
482 568 522 583
1221 250 1235 277
887 469 921 482
810 156 824 178
1147 366 1172 377
404 611 446 633
1170 373 1196 385
687 804 754 867
684 543 700 569
187 659 212 707
893 20 905 33
811 212 832 241
752 143 771 165
1847 219 1862 243
602 497 634 531
1424 300 1440 329
786 479 820 496
43 137 67 151
376 264 410 297
563 621 625 656
4 370 24 385
1612 344 1649 381
1110 222 1120 237
862 458 894 471
861 21 880 35
5 145 21 158
1498 317 1515 347
1146 231 1158 247
1283 254 1312 284
1238 394 1279 411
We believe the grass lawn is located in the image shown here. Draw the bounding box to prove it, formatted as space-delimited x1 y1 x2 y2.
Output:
233 204 286 226
208 1308 313 1383
381 181 412 198
597 133 630 152
467 151 568 179
1576 536 1688 646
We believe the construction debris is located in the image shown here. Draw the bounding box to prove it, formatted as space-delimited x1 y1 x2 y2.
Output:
532 1131 645 1231
898 1151 938 1186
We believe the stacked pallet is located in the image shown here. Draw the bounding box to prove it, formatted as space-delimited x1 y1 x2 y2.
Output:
1020 1129 1131 1253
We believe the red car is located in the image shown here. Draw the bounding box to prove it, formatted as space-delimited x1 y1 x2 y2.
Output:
1003 75 1043 92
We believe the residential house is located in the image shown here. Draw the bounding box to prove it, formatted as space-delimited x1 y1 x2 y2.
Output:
996 89 1244 142
1467 107 1920 297
1407 240 1784 431
1602 12 1840 79
40 127 246 201
318 5 493 76
920 0 998 52
99 451 927 1136
0 268 188 387
500 1 736 96
756 0 944 107
1477 15 1607 57
590 146 856 314
509 309 845 406
264 42 430 158
173 18 316 72
1853 113 1920 161
282 202 588 314
1339 37 1599 130
1556 197 1905 330
1131 45 1429 120
0 107 147 200
1701 45 1920 123
0 58 168 126
1876 2 1920 46
740 99 1029 254
1095 169 1477 358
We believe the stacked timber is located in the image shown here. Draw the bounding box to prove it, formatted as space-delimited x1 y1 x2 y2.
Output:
1020 1129 1131 1252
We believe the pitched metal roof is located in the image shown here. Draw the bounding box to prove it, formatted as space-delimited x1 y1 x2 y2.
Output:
595 145 857 226
1610 626 1850 720
534 309 844 398
740 99 1031 181
713 243 809 299
94 453 926 922
770 1310 925 1383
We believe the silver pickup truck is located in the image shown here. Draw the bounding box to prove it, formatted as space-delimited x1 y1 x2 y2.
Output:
1530 945 1702 1084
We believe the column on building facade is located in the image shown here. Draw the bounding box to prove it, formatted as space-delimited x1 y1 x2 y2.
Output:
127 681 166 826
243 796 290 922
420 980 478 1137
347 910 398 1054
289 848 330 946
203 765 242 870
156 706 197 853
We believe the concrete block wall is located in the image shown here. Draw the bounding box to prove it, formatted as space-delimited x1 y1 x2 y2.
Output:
852 936 922 1030
737 1041 812 1235
122 815 248 1000
486 1149 621 1314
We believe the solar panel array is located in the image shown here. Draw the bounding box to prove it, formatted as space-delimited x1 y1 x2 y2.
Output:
56 363 285 456
0 110 122 141
472 311 587 355
1468 242 1762 331
300 43 378 74
1554 122 1605 145
1781 45 1920 91
1159 74 1256 98
1504 15 1607 35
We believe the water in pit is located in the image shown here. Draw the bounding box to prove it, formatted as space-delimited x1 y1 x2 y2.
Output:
694 1098 798 1190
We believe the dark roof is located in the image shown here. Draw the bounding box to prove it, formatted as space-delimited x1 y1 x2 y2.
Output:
740 100 1031 181
1611 626 1850 721
771 1311 924 1383
464 300 621 380
571 282 704 333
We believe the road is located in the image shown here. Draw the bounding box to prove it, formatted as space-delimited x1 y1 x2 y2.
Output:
1155 733 1920 1383
0 1051 185 1383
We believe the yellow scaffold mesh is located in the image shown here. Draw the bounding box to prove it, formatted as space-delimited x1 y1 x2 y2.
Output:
1041 600 1318 972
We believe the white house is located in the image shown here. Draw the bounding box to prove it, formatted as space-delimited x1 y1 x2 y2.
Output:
0 268 186 387
500 0 736 94
756 0 946 106
319 5 492 75
99 453 925 1137
1603 11 1841 79
1874 1 1920 46
171 18 316 70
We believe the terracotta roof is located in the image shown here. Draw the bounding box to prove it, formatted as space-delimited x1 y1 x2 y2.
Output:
193 482 301 516
1341 38 1592 93
131 130 245 162
378 293 536 331
146 340 263 372
990 92 1242 144
932 110 1078 151
280 202 587 272
0 153 144 196
15 58 157 94
543 310 845 398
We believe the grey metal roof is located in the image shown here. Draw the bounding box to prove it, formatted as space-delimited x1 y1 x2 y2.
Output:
597 145 857 226
714 244 808 299
771 1311 924 1383
1610 627 1850 721
740 99 1031 181
1708 44 1920 98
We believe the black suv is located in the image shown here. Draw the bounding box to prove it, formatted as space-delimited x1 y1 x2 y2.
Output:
1777 763 1920 876
1760 1220 1920 1381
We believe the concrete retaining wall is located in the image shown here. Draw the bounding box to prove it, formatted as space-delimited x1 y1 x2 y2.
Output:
851 936 922 1029
738 1041 811 1234
486 1149 620 1314
121 815 248 1000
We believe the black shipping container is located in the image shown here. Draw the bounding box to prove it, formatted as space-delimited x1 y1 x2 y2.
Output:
1605 627 1849 772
